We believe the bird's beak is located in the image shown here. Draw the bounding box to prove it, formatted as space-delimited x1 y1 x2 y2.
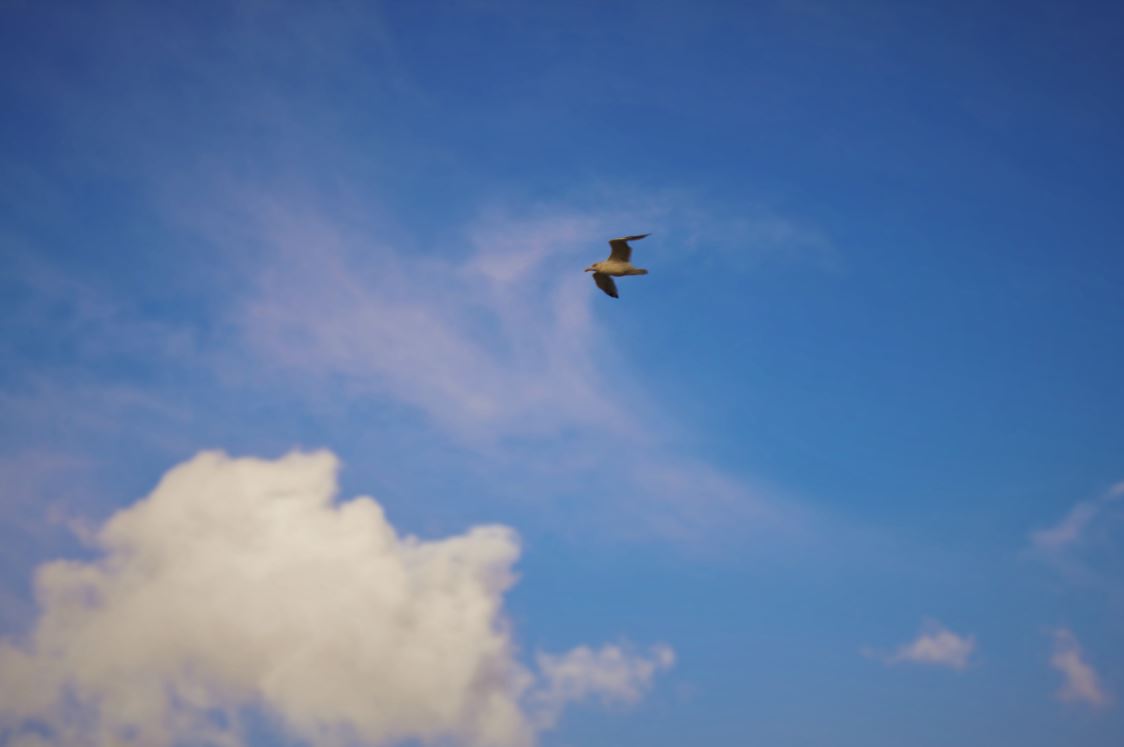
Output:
584 266 594 272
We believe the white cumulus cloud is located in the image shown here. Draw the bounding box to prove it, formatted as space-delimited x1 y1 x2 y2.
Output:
0 450 672 747
1050 628 1110 707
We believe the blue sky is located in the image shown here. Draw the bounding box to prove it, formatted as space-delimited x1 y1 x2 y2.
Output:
1 1 1123 745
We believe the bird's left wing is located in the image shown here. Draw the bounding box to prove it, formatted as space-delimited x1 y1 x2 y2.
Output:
593 272 619 298
608 233 650 262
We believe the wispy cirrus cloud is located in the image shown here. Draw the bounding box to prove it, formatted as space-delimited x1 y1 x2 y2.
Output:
183 186 818 545
1031 482 1124 552
219 185 836 444
1027 482 1124 595
2 0 840 554
0 180 825 564
1049 628 1110 708
231 197 632 442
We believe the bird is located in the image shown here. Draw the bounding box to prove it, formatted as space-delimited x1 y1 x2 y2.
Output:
585 233 650 298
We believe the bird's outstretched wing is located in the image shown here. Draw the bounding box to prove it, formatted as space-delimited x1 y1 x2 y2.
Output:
593 272 619 298
608 233 650 262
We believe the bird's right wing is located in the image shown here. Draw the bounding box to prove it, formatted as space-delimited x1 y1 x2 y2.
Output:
608 233 650 262
593 272 619 298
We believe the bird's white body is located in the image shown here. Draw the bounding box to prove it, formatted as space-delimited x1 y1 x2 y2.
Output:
585 261 649 277
585 234 651 298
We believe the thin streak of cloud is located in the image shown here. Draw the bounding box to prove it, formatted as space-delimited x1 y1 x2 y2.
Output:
1050 628 1110 707
1 251 200 367
1032 501 1101 551
4 168 833 547
234 200 630 442
1027 483 1124 592
191 188 812 544
1031 482 1124 552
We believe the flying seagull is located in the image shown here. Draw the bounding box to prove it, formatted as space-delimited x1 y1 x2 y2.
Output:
585 233 650 298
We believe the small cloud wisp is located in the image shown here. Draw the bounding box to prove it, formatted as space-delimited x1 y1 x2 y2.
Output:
1050 628 1110 708
1031 481 1124 552
867 620 975 671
